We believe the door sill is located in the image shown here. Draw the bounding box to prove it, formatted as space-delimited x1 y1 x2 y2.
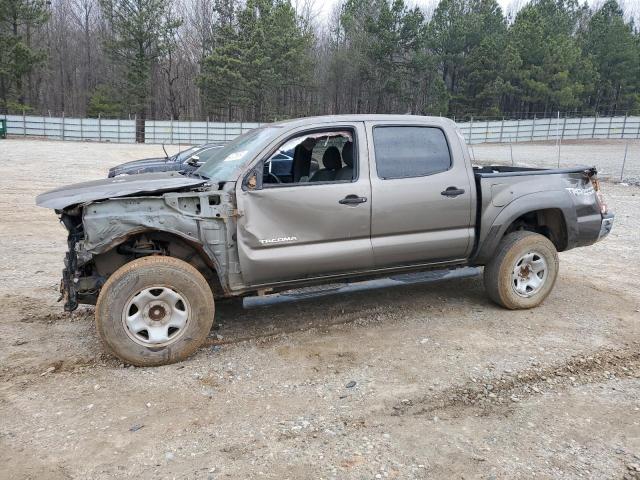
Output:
234 258 469 294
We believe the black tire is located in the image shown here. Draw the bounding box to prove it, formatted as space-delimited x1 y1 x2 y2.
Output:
483 231 559 309
96 256 215 366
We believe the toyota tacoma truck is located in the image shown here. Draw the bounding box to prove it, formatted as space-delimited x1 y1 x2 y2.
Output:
36 115 614 366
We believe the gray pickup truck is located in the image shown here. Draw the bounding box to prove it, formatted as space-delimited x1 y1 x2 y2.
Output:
36 115 614 366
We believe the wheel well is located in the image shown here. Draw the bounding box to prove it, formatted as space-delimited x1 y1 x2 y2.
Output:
504 208 568 251
92 231 226 297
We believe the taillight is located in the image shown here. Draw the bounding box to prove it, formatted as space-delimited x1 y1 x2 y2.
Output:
590 175 608 214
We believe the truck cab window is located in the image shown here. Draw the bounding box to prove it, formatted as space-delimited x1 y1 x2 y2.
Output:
263 130 355 185
373 126 451 179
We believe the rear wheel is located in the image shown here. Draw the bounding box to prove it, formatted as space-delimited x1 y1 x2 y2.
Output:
483 231 559 309
96 256 215 366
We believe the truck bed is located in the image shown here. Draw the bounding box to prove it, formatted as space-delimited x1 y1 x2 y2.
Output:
473 165 595 178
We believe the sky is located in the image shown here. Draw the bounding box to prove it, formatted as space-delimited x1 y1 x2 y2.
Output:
309 0 639 23
312 0 524 20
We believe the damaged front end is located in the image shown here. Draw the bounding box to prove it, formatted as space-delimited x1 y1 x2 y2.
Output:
59 208 104 312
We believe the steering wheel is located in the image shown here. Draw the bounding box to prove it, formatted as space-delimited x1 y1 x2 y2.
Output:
266 172 281 184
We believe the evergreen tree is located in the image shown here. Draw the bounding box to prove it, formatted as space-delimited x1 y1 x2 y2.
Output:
0 0 49 113
428 0 507 117
507 0 596 116
580 0 640 114
328 0 447 116
199 0 312 121
99 0 181 140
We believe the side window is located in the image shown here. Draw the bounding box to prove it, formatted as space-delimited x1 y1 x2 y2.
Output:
262 129 356 186
373 126 451 179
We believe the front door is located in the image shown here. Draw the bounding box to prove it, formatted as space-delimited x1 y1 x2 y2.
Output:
236 123 373 286
366 121 474 267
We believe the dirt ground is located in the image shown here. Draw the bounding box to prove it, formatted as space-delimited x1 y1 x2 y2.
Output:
0 139 639 480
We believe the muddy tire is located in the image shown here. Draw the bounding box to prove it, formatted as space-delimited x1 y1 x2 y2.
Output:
483 231 559 309
96 256 215 366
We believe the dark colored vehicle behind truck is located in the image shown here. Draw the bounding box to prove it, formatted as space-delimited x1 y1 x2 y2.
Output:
36 115 614 366
107 143 222 177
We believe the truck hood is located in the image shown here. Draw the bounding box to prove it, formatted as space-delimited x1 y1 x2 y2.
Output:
36 171 207 210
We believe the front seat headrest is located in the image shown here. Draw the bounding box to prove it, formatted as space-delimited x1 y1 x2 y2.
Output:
322 146 342 170
342 141 353 167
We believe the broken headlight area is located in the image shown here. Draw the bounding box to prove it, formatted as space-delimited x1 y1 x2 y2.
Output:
59 210 104 312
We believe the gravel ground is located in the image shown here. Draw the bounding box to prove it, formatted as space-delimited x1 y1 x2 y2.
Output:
0 139 639 479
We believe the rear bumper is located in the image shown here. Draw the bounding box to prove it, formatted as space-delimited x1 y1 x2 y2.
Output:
598 212 614 241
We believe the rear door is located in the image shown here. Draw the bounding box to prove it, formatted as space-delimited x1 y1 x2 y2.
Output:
366 121 475 267
236 122 373 286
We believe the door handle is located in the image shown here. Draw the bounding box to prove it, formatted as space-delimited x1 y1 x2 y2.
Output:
441 186 465 197
339 194 368 205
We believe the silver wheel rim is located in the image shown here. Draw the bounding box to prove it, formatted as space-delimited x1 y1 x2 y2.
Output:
122 286 191 347
511 251 548 298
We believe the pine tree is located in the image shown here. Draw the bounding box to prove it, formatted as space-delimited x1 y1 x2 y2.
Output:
0 0 49 113
199 0 312 121
99 0 181 141
507 0 596 116
581 0 640 114
428 0 507 117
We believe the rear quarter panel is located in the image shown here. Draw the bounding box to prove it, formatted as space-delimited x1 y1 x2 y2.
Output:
473 171 602 264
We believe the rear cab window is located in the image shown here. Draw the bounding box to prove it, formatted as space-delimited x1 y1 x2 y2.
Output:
372 126 451 179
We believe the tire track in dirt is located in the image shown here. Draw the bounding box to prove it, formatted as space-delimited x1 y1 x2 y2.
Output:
391 345 640 417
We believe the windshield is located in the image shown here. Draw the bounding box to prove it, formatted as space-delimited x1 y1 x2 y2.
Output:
196 127 280 180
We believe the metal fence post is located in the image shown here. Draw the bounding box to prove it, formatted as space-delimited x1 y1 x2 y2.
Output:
62 111 65 140
499 117 504 143
531 115 536 141
510 143 514 166
80 117 84 140
607 115 613 139
485 119 489 143
170 117 174 144
98 114 102 142
43 114 47 139
577 116 582 139
621 113 627 139
206 116 209 142
117 118 121 142
515 118 520 143
470 116 473 144
561 114 566 141
22 110 26 136
592 113 597 139
620 142 628 181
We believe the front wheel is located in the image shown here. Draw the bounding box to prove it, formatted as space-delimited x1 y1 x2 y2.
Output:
483 231 559 309
96 256 215 366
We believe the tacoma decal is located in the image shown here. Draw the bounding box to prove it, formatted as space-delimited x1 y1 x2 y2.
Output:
259 236 298 245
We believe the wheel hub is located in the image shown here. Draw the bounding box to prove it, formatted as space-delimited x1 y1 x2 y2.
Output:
511 251 548 298
146 301 169 322
122 287 191 346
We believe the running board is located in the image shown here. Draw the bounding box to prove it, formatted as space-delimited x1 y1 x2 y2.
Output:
243 267 481 308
